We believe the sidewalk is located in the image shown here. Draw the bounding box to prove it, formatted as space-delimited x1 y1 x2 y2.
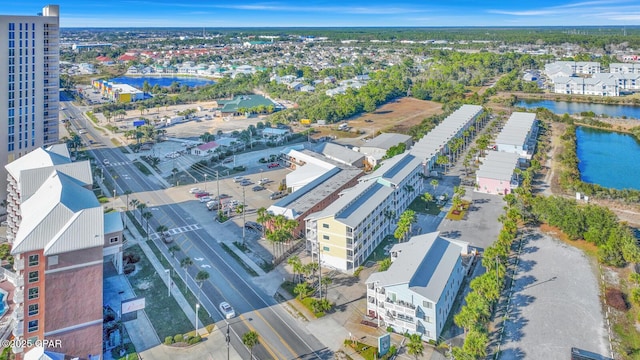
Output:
122 216 243 360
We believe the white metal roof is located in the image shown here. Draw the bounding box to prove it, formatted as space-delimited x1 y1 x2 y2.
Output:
495 112 536 148
12 171 104 256
366 232 463 302
476 151 520 181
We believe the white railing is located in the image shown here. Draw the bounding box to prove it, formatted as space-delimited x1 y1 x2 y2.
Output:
13 258 23 271
0 267 17 286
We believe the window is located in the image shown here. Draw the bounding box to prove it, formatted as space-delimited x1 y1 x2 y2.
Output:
27 336 38 346
109 237 119 244
28 304 38 316
322 235 329 240
28 271 38 283
322 246 330 252
28 320 38 332
423 300 433 309
425 316 432 323
322 223 329 229
28 254 38 266
28 287 38 300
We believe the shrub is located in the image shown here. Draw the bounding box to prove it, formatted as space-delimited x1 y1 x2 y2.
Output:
629 272 640 284
353 266 364 277
188 335 201 345
606 288 628 311
631 288 640 306
386 326 394 333
164 336 173 345
173 334 184 343
123 263 135 275
206 324 215 333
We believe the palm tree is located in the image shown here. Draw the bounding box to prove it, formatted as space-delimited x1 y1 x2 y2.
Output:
195 270 210 300
287 255 301 283
172 168 179 186
168 245 180 257
320 276 332 300
124 190 133 211
142 211 153 239
430 179 439 192
256 207 270 238
406 333 424 360
421 192 433 204
128 199 140 222
180 257 193 274
436 154 449 173
294 283 310 299
136 203 147 223
242 331 260 359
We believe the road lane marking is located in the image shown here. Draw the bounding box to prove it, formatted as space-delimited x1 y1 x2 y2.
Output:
239 314 282 360
253 309 299 357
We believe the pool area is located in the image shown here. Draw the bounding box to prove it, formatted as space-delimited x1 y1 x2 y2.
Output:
0 290 7 316
110 76 215 89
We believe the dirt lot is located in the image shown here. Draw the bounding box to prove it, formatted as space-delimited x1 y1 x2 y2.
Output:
310 97 443 141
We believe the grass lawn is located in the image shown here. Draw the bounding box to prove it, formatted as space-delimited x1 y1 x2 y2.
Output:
146 240 214 326
344 340 378 360
365 235 396 264
446 201 471 221
132 160 152 175
220 243 259 277
408 196 443 215
125 245 194 340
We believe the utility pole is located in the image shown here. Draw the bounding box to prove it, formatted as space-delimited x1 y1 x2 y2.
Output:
242 185 246 246
226 324 231 360
216 170 221 209
204 173 208 193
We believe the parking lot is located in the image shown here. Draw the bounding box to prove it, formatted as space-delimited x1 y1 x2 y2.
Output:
499 230 611 359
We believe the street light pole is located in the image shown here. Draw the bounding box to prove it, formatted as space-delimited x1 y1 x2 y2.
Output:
204 173 208 193
242 186 246 246
195 303 200 334
165 269 171 297
226 324 231 360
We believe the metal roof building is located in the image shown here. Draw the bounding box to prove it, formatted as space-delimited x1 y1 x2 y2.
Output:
495 112 538 159
410 105 483 171
365 232 466 341
475 151 521 195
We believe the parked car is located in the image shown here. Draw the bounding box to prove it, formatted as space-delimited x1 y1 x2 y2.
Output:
103 159 110 165
267 163 280 168
194 192 211 198
269 191 287 200
199 196 213 203
252 185 265 192
223 158 234 164
161 232 173 244
240 180 253 186
213 194 230 201
233 176 245 183
206 201 220 211
219 302 235 319
245 221 263 232
258 178 270 185
189 187 201 194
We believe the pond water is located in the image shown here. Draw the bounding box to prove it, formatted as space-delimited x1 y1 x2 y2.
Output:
110 76 215 89
576 126 640 190
516 99 640 120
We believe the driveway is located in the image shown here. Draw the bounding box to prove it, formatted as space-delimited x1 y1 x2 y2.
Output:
499 230 611 359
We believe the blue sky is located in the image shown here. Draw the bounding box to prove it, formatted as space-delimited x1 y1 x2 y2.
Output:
4 0 640 27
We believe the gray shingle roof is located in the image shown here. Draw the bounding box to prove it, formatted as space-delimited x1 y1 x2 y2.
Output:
361 133 412 151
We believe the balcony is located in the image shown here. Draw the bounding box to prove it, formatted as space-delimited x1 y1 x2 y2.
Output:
385 298 416 311
12 321 23 337
14 257 23 271
12 308 23 321
13 289 23 304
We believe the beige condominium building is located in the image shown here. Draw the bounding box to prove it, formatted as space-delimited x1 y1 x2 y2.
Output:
0 5 60 202
306 152 424 273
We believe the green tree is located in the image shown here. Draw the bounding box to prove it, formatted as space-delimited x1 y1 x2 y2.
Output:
142 211 153 239
430 179 439 192
294 283 311 299
287 255 302 283
242 331 260 359
180 257 193 274
406 334 424 360
378 258 392 271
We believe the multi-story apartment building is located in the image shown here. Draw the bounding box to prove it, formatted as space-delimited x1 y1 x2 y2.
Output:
305 152 423 272
365 232 466 341
494 112 538 160
610 63 640 74
4 145 117 358
410 105 484 172
0 5 60 202
553 76 619 96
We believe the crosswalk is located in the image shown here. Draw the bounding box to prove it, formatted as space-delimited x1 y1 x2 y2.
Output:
105 161 131 167
149 223 202 240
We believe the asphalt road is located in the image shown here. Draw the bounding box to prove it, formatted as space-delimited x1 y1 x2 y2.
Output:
64 101 329 359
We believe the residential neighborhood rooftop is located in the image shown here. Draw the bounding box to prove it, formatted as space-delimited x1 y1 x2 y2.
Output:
476 151 521 181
